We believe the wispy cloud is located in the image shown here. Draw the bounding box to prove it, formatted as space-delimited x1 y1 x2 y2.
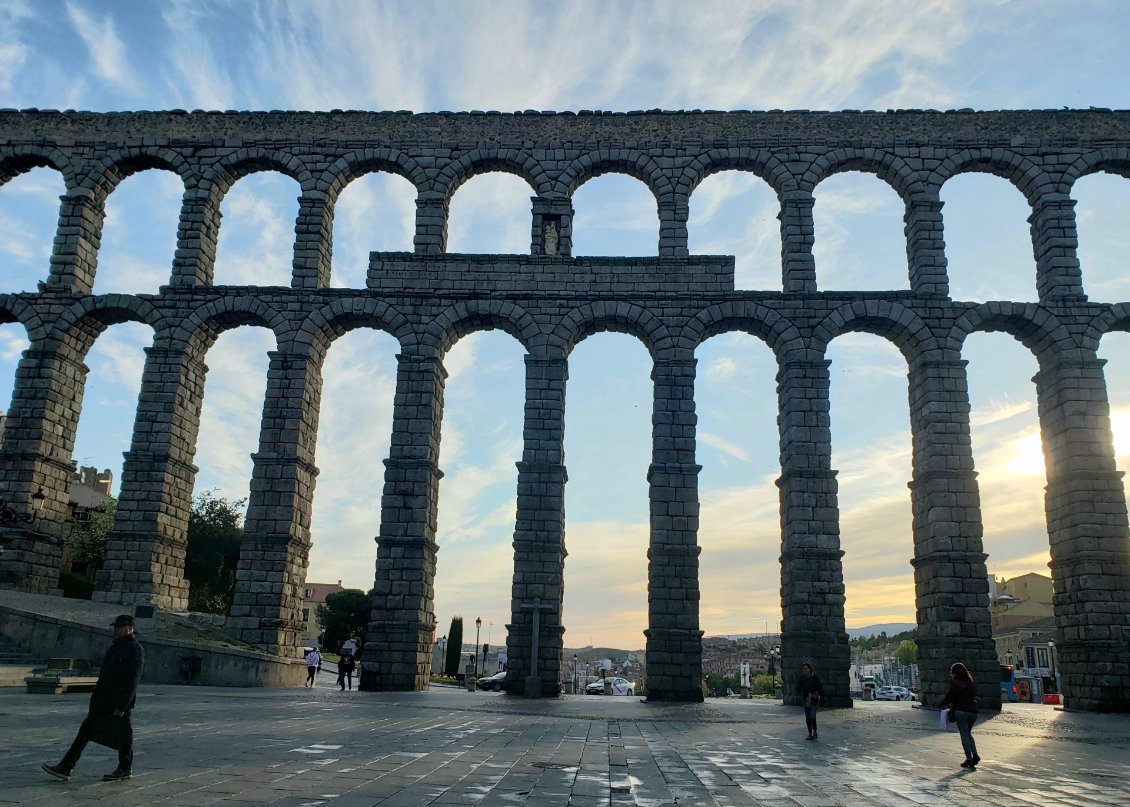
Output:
65 1 137 93
699 432 752 463
159 1 237 109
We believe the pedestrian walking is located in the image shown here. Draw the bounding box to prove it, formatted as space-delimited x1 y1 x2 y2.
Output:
796 662 825 740
42 614 145 782
305 647 321 687
337 649 356 690
940 661 980 770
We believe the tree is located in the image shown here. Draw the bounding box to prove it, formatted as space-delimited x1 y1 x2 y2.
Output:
316 589 370 651
445 616 463 677
185 490 246 614
895 639 918 666
64 498 117 571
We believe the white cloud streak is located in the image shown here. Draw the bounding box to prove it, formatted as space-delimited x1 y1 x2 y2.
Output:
65 0 137 93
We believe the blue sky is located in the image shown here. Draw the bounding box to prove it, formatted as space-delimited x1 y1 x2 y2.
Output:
3 0 1130 649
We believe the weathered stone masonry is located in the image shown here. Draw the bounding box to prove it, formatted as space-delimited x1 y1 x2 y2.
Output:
1 109 1129 711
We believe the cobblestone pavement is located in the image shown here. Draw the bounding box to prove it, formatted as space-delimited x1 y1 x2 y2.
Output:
2 673 1128 806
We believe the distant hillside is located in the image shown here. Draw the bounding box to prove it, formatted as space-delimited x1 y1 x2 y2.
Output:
846 623 915 639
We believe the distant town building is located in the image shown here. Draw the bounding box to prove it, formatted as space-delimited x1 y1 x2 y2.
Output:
989 572 1053 631
301 580 346 647
60 465 115 579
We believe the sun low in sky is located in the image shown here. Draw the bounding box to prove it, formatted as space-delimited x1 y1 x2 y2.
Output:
2 1 1130 649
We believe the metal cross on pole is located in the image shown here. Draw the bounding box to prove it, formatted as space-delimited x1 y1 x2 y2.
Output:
520 598 554 698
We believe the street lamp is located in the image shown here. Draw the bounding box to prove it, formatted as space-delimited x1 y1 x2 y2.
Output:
0 486 46 526
1047 640 1058 694
474 617 482 678
573 653 579 694
440 634 447 676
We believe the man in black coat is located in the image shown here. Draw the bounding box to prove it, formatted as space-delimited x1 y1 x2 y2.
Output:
43 613 145 781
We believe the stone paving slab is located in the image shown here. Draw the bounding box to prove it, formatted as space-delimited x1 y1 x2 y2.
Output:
1 673 1128 806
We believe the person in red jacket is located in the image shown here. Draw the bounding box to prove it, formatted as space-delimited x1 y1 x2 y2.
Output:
940 662 980 769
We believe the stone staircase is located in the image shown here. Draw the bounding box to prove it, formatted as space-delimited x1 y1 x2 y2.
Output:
0 633 43 687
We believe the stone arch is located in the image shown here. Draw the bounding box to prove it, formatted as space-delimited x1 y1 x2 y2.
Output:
319 149 428 202
173 294 292 356
80 148 195 200
200 148 314 201
559 149 670 199
1062 148 1130 190
805 149 928 203
298 298 416 361
812 300 942 365
435 148 551 200
946 302 1080 366
0 295 46 342
48 295 163 357
549 302 673 360
0 146 71 187
676 147 798 200
423 299 541 357
929 148 1053 205
680 301 804 361
1080 303 1130 353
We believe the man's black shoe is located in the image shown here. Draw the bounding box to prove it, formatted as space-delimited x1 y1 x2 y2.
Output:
42 763 71 780
102 769 132 781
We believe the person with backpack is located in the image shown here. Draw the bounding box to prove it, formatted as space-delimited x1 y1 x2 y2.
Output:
337 649 356 690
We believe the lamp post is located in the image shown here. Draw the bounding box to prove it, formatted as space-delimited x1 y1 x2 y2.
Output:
1047 640 1058 695
0 486 46 526
440 634 447 676
474 617 482 678
573 653 578 694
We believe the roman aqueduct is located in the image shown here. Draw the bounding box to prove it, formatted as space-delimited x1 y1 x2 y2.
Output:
0 109 1128 711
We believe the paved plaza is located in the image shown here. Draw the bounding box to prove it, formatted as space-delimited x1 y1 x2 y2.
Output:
1 671 1128 806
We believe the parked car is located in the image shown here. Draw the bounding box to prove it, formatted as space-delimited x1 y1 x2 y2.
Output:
585 676 635 696
476 670 507 691
874 685 914 701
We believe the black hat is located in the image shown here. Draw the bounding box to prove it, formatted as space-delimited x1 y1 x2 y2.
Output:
111 614 135 628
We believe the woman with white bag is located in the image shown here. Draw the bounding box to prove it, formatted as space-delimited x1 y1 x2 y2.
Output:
939 662 980 770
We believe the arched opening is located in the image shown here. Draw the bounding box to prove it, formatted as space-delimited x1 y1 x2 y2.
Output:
0 321 30 433
963 333 1050 635
562 333 651 662
302 327 400 646
1096 330 1130 502
94 169 182 294
64 322 152 593
571 174 657 257
0 167 65 294
212 173 300 286
447 173 533 254
688 171 781 290
1073 171 1130 302
694 332 780 640
828 333 914 679
332 173 417 287
813 172 908 291
189 326 274 612
941 174 1036 302
431 330 525 678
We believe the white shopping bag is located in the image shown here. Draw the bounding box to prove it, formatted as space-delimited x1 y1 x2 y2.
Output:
937 709 951 731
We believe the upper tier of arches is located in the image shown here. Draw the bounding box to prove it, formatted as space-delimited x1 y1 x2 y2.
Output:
3 131 1129 300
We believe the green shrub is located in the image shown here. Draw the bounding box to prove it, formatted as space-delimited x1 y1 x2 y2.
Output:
60 572 93 600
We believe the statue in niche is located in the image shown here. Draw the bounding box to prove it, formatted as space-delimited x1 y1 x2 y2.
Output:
543 220 559 256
